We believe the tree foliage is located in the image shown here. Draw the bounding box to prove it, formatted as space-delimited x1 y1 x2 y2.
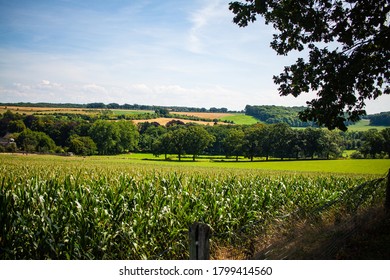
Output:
88 120 138 155
245 105 315 127
16 129 56 153
223 128 245 161
68 135 97 156
230 0 390 131
1 109 388 159
185 125 215 161
368 112 390 126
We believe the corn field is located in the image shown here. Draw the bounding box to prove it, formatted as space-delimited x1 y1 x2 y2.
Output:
0 156 386 259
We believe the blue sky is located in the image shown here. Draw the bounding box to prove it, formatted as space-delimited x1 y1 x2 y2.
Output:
0 0 389 113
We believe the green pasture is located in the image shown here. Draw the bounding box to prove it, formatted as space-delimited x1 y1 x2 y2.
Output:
291 120 389 131
2 153 387 175
346 119 388 131
220 114 260 125
129 154 389 175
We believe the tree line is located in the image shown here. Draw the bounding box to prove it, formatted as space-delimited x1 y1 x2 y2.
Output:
1 110 389 160
244 105 357 127
0 102 232 113
367 112 390 126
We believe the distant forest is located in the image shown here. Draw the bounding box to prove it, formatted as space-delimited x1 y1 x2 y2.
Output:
367 112 390 126
245 105 390 127
243 105 371 127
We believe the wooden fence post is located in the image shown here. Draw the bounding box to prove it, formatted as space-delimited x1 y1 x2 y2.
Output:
385 169 390 212
189 222 211 260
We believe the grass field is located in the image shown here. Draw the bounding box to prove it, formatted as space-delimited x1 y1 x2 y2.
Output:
219 114 260 125
2 153 388 175
122 155 390 175
347 119 388 131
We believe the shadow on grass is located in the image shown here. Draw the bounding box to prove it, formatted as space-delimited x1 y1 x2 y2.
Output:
141 156 338 163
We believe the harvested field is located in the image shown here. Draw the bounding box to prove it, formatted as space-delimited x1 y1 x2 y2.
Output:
0 106 91 115
172 111 235 119
131 117 222 126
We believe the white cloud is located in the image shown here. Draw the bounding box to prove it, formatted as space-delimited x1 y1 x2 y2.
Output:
187 0 228 53
0 1 388 115
82 84 107 93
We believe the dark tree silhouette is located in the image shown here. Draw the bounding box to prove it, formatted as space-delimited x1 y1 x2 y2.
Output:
230 0 389 131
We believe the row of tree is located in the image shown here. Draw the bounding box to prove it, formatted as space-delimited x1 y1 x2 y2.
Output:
244 105 357 127
368 112 390 126
355 129 390 159
144 122 344 161
1 110 389 160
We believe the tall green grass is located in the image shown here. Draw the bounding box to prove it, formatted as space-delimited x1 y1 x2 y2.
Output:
0 155 386 259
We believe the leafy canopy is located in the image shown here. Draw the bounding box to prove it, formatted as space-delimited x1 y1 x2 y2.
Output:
229 0 390 131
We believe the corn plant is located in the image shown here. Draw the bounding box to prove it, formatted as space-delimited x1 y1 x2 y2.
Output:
0 156 384 259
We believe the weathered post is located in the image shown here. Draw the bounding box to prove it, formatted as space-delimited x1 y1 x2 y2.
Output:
385 169 390 212
189 222 211 260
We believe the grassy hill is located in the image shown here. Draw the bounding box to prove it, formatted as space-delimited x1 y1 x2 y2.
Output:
346 119 388 131
219 114 259 125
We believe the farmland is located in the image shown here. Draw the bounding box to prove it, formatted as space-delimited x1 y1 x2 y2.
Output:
1 153 388 259
2 104 389 129
1 104 390 259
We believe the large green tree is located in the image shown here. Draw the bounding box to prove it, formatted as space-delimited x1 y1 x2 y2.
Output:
230 0 389 131
381 128 390 158
243 124 268 161
88 120 138 155
269 123 294 160
302 127 325 159
116 121 139 153
359 129 385 158
68 135 97 156
16 129 56 153
223 128 245 161
185 125 215 161
168 127 188 161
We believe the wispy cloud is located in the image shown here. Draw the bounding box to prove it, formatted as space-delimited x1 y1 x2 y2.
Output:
188 0 228 54
0 1 388 113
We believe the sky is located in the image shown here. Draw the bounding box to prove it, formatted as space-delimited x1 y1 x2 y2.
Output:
0 0 389 113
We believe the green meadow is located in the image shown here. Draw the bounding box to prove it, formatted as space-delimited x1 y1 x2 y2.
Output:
1 153 388 175
220 114 259 125
108 153 389 175
346 119 388 131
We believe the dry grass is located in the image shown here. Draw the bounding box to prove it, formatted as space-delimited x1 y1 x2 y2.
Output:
131 117 224 126
0 106 92 115
211 244 247 260
211 205 390 260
